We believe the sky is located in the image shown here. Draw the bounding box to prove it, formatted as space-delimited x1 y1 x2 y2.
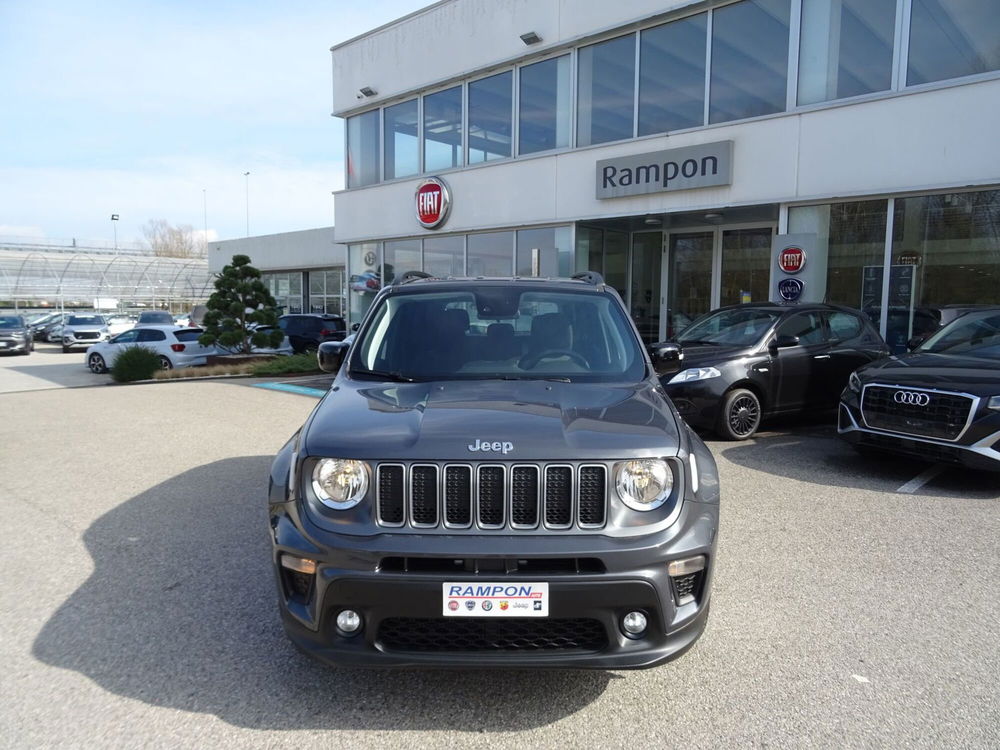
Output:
0 0 430 249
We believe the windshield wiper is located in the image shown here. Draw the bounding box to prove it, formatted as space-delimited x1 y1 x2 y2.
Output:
349 368 420 383
677 339 719 345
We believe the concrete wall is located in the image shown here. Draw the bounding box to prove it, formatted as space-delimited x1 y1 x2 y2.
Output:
331 78 1000 244
208 227 345 274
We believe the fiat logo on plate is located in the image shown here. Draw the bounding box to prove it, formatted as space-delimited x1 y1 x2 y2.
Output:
893 390 930 406
778 245 806 274
415 177 451 229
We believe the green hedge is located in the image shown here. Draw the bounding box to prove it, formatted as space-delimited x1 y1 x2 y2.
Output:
250 352 322 376
110 346 163 383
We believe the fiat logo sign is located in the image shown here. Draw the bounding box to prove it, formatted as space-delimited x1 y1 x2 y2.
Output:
415 177 451 229
778 245 805 274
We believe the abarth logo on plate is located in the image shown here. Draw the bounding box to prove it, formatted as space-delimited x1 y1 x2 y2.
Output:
894 390 930 406
499 601 509 611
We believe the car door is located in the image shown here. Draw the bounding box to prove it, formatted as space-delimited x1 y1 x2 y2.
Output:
136 328 167 357
822 310 878 403
281 317 304 352
770 311 830 411
105 329 141 364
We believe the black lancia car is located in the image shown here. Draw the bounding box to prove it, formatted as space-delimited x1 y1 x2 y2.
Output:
268 272 720 669
839 307 1000 471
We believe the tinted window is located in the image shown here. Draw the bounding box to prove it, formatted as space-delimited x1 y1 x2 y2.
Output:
468 232 513 277
468 71 512 163
383 99 419 179
113 330 140 343
347 109 380 188
352 287 644 383
518 55 571 155
825 311 863 341
424 86 463 172
0 316 24 328
137 329 166 342
68 315 104 325
918 310 1000 359
174 330 204 342
638 14 707 134
777 312 825 345
577 34 636 146
907 0 1000 85
710 0 790 123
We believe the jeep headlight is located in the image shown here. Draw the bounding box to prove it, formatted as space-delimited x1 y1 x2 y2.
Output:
312 458 368 509
615 459 673 511
668 367 721 385
848 371 862 393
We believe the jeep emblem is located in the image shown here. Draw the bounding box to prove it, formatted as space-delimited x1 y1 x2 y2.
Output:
468 439 513 455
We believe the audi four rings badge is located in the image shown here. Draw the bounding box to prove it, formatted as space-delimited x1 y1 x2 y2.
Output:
894 390 930 406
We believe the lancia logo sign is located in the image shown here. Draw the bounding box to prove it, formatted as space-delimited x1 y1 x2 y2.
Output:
778 246 805 274
415 177 450 229
777 278 805 302
893 390 930 406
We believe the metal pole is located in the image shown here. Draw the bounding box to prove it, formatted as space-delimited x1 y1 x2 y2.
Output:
202 189 208 254
243 172 250 237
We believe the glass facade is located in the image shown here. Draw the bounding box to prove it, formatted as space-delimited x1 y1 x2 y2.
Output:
424 86 463 172
798 0 896 105
384 99 419 179
577 34 636 146
518 55 571 155
638 13 707 135
423 234 465 277
308 269 345 315
262 272 304 314
515 227 572 277
468 72 512 163
710 0 791 124
468 231 514 276
907 0 1000 85
720 228 772 306
346 110 379 188
383 239 421 285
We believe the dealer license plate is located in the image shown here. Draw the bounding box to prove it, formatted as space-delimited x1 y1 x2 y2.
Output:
442 582 548 617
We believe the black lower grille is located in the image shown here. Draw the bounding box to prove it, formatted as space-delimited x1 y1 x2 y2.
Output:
858 432 965 465
862 386 973 440
74 331 100 339
377 617 608 652
672 572 703 605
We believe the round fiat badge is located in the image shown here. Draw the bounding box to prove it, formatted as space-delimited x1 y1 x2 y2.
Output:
778 245 805 274
415 177 451 229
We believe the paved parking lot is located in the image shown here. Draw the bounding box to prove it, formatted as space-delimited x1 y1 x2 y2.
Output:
0 341 106 392
0 359 997 748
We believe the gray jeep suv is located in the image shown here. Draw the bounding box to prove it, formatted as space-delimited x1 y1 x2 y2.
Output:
268 273 720 668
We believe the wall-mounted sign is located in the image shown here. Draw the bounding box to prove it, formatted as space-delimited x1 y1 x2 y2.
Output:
897 252 921 266
778 245 805 274
777 278 805 303
415 177 451 229
595 141 733 199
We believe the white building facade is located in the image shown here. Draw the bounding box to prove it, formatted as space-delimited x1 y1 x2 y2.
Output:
333 0 1000 351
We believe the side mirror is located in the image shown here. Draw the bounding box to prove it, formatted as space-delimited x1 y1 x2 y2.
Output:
907 335 926 351
350 322 360 332
770 334 800 352
648 342 683 376
318 341 350 373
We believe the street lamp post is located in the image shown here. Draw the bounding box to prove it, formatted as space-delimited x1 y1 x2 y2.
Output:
110 214 119 255
243 171 250 237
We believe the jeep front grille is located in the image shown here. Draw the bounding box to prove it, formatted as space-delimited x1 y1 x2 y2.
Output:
375 462 607 531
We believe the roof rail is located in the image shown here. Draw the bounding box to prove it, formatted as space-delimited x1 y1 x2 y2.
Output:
571 271 605 286
392 270 434 286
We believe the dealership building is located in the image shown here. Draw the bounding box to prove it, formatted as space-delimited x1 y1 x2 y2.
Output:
247 0 1000 350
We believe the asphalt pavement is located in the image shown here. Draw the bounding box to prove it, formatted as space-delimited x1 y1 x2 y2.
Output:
0 364 997 748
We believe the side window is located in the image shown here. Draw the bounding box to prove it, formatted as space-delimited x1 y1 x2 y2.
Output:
825 312 862 342
113 330 140 344
776 312 825 345
137 329 167 342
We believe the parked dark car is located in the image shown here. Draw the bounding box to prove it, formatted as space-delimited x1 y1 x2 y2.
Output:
654 303 889 439
269 272 719 669
136 310 176 326
839 307 1000 471
278 313 346 353
0 315 33 355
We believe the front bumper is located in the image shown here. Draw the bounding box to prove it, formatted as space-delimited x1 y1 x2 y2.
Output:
271 499 718 669
0 338 30 352
838 391 1000 472
662 379 729 429
63 334 107 348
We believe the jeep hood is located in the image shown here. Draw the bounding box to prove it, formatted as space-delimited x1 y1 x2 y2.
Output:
303 379 681 461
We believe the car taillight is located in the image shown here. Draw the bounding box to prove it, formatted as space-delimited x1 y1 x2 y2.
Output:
320 329 331 336
170 343 185 352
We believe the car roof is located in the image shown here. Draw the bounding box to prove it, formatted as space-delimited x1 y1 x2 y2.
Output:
383 276 606 294
127 324 193 332
705 302 860 314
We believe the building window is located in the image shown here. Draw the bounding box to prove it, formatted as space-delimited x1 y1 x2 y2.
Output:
309 269 345 315
518 55 571 155
709 0 791 124
467 231 514 276
798 0 896 105
423 235 465 277
384 99 419 179
638 13 707 135
468 71 513 164
383 239 421 285
347 110 380 188
262 272 304 314
907 0 1000 86
423 86 463 172
516 227 572 277
348 243 381 323
577 34 636 146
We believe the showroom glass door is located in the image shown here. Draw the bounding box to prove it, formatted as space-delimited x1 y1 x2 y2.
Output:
630 232 662 343
666 232 714 337
719 227 773 307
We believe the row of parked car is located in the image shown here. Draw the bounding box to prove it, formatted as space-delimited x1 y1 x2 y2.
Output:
648 302 999 471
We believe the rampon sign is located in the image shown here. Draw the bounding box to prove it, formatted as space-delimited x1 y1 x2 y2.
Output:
595 141 733 199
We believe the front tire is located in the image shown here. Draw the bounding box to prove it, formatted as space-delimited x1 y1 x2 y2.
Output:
716 388 762 440
158 355 173 370
88 353 107 374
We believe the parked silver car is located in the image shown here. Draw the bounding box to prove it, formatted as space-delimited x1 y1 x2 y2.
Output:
85 325 217 372
61 314 109 353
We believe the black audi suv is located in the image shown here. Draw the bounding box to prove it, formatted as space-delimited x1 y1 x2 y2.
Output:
839 307 1000 471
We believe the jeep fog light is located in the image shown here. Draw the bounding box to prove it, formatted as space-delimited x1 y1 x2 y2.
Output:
336 609 362 635
312 459 368 509
622 611 647 636
615 459 673 511
280 556 317 574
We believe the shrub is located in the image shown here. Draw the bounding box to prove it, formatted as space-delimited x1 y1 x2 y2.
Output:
110 346 162 383
251 352 322 376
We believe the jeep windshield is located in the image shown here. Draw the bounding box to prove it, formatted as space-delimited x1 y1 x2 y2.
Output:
349 285 646 383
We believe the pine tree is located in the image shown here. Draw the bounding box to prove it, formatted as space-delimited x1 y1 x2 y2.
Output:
198 255 284 354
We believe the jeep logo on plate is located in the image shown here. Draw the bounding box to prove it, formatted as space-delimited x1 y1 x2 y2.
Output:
468 439 514 454
893 390 930 406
